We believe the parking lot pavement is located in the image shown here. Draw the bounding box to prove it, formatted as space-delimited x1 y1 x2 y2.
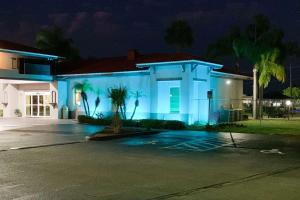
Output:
0 121 103 151
0 130 299 200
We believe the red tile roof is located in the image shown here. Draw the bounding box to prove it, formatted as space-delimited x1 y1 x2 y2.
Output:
58 52 208 75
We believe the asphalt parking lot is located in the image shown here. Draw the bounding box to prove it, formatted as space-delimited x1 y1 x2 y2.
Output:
0 122 299 200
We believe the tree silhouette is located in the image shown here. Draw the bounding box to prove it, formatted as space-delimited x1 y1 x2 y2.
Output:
164 20 194 51
36 26 80 60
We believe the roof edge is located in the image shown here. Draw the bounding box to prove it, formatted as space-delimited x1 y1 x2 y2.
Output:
136 59 223 69
211 70 253 80
0 48 62 59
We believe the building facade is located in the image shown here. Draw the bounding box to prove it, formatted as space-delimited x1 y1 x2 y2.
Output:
0 40 60 118
57 50 251 125
0 41 251 124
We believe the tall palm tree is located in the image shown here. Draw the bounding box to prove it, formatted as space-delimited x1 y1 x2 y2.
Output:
255 49 286 118
108 86 127 133
73 80 93 116
256 49 285 88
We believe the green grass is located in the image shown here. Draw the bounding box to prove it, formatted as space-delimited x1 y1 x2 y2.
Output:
190 118 300 136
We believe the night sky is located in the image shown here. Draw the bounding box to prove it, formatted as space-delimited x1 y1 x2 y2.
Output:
1 0 300 91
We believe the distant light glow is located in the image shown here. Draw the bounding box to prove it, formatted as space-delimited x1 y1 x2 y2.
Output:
286 100 292 106
273 102 281 107
226 80 231 85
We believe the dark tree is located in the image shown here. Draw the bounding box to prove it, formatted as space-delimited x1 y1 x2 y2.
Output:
164 20 194 51
35 26 80 60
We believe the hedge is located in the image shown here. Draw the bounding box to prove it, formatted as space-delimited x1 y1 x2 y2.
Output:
78 115 185 130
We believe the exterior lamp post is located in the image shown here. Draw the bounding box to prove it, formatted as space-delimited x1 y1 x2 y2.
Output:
286 100 292 120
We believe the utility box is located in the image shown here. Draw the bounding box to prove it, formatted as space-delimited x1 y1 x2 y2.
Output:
61 105 69 119
207 90 213 99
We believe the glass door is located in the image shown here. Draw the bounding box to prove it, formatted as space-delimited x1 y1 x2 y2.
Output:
26 93 51 117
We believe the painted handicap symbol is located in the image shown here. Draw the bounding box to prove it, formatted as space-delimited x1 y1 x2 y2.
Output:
260 149 285 155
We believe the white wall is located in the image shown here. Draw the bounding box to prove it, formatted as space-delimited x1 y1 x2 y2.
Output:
210 75 244 123
1 84 19 117
156 80 181 120
65 73 151 119
0 81 57 119
0 52 20 70
59 63 246 125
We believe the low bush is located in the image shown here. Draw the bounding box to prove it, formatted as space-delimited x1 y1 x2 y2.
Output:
140 119 185 130
164 120 186 130
78 115 186 130
78 115 111 126
122 119 141 127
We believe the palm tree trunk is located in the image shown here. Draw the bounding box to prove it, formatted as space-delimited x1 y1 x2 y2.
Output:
81 94 88 116
253 68 258 119
86 100 90 116
258 86 264 119
130 105 137 120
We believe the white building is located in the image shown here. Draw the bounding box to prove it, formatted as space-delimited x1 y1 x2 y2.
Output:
0 40 61 119
0 41 251 125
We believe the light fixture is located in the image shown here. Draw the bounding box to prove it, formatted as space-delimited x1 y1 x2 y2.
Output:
285 100 292 106
226 80 231 85
49 91 57 108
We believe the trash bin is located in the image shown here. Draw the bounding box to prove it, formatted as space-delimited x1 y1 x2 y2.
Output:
62 105 69 119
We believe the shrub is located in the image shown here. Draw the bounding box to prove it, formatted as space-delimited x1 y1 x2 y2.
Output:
78 115 111 126
164 120 186 130
122 120 140 127
140 119 165 129
140 119 185 130
78 115 186 130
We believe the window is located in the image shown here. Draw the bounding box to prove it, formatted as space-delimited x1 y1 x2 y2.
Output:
25 93 51 117
170 87 180 113
11 58 18 69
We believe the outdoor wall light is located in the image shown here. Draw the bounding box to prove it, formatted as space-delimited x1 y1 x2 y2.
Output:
49 91 57 108
226 80 231 85
285 100 292 106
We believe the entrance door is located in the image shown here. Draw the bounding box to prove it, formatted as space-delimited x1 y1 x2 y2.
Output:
26 92 51 117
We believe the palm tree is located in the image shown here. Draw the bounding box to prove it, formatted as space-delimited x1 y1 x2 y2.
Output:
130 91 143 120
92 89 101 117
255 49 286 118
164 20 194 52
108 86 128 133
73 80 93 116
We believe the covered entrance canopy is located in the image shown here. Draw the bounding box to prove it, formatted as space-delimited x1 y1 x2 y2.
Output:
0 79 58 118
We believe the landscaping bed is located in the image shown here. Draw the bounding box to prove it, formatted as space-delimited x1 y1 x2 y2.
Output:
189 119 300 136
79 115 300 136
